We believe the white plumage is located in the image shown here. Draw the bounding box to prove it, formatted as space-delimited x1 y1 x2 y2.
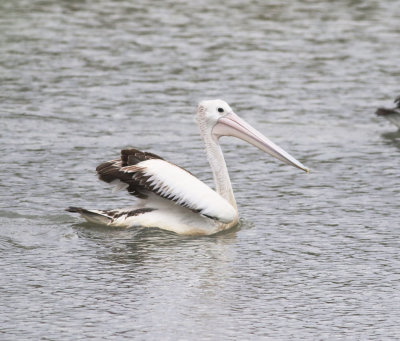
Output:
133 159 236 223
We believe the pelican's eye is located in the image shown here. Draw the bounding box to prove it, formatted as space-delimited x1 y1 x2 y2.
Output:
217 108 224 113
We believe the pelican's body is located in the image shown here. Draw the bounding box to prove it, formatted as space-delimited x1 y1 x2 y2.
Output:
376 95 400 129
67 100 308 235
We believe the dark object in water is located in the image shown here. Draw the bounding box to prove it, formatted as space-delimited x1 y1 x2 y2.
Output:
376 95 400 128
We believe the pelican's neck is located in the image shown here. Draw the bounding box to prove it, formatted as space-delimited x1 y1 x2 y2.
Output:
201 131 238 211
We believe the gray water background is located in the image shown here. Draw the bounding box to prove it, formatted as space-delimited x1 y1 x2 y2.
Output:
1 0 400 339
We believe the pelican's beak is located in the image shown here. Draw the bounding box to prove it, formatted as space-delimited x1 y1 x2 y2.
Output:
212 112 309 173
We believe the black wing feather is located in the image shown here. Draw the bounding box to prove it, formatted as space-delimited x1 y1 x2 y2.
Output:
96 148 165 199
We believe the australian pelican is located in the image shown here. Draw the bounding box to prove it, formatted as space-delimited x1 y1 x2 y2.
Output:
376 95 400 129
67 100 309 235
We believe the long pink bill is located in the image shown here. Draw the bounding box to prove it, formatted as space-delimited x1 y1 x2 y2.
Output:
212 112 309 173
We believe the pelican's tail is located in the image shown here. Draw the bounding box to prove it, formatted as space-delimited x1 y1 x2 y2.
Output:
66 207 112 225
66 206 157 227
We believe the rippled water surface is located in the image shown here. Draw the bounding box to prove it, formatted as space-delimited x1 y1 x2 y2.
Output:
1 0 400 339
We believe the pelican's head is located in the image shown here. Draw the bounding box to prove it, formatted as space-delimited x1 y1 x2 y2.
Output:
197 99 309 173
197 99 233 130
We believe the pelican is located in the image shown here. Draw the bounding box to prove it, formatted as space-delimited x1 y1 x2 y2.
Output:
376 95 400 129
67 100 309 235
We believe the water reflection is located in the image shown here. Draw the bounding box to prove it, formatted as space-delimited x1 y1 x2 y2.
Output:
73 221 241 267
381 130 400 149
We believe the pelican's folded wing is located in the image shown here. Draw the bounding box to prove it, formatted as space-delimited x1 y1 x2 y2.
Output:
96 149 236 223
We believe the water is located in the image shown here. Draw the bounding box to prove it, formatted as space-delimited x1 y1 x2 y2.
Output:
1 0 400 339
